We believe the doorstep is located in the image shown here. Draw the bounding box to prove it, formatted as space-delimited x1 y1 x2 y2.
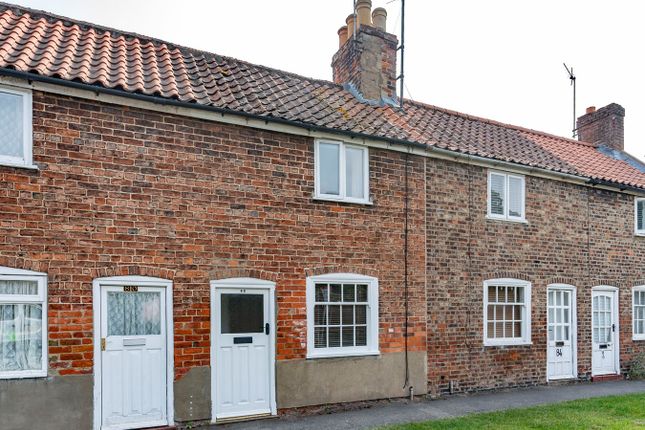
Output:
591 374 623 382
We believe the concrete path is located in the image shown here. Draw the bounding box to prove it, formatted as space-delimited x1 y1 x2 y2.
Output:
215 380 645 430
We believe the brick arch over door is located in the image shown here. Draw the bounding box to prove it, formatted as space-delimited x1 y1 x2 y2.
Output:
209 267 279 283
90 265 176 280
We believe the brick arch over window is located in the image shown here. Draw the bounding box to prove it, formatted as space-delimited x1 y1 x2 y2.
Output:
0 255 49 274
305 265 379 278
546 277 578 286
90 265 176 280
482 271 531 282
209 267 279 283
590 278 621 288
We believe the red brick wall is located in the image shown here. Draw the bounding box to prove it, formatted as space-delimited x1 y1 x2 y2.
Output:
0 91 427 379
2 90 643 394
426 158 645 395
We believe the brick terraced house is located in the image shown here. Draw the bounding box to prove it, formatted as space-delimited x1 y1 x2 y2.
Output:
0 2 644 429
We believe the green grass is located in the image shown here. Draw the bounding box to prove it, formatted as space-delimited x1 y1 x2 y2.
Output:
383 393 645 429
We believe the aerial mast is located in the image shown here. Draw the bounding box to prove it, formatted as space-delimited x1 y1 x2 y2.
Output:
563 63 576 138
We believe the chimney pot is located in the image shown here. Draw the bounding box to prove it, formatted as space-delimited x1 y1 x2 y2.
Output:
586 106 596 114
346 14 357 38
338 26 348 47
372 7 387 31
355 0 372 27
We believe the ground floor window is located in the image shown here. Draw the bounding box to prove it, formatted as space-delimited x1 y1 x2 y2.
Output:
634 286 645 340
483 279 532 346
306 273 379 358
0 267 47 378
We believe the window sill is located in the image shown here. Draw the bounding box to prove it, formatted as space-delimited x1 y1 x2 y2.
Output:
484 340 533 347
312 196 373 206
635 232 645 237
0 370 47 379
306 350 380 360
0 160 39 170
486 215 528 224
633 336 645 341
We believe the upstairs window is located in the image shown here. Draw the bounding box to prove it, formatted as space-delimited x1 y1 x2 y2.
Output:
314 140 369 204
306 273 379 358
483 279 532 346
0 86 33 168
0 267 47 379
487 171 525 222
636 198 645 236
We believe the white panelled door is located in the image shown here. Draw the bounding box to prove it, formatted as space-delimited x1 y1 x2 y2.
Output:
591 290 619 376
214 286 273 421
547 287 576 380
100 285 167 429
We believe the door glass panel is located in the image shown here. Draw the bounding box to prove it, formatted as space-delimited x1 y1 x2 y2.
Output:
592 294 612 344
220 294 264 334
107 292 161 336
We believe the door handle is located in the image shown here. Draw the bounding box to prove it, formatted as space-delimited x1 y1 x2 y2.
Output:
101 338 106 351
265 323 270 335
612 324 615 332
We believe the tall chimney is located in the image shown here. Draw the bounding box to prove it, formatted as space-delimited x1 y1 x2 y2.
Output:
576 103 625 151
331 1 398 102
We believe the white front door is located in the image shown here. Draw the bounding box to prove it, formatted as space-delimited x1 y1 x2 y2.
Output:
547 287 576 380
213 286 273 421
100 285 167 429
591 290 619 376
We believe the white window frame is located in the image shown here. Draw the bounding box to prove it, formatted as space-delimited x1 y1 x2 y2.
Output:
314 139 370 204
306 273 379 358
633 285 645 341
483 278 532 346
635 198 645 236
487 170 526 222
0 85 35 169
0 266 48 379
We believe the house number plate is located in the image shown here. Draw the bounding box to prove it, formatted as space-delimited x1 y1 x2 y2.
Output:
123 286 139 292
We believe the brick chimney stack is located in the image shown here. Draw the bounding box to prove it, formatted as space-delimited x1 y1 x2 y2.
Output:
331 0 398 102
576 103 625 151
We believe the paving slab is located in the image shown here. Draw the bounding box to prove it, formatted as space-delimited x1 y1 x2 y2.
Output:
213 380 645 430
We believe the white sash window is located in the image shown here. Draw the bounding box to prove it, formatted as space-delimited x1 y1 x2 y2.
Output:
483 279 532 346
306 274 379 358
633 286 645 340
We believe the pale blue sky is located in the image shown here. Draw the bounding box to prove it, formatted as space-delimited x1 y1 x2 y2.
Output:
8 0 645 159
